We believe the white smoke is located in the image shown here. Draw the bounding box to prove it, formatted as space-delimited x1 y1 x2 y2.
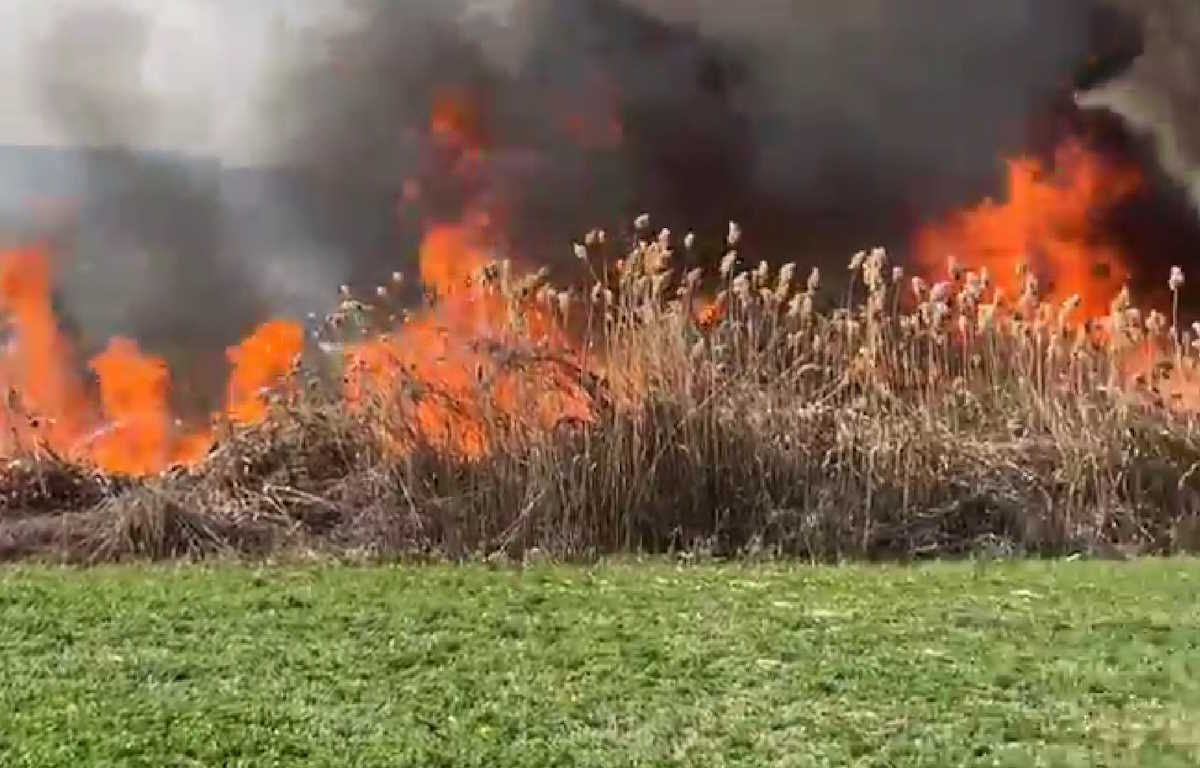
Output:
0 0 348 164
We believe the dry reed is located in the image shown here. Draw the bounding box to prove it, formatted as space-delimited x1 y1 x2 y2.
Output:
3 218 1199 563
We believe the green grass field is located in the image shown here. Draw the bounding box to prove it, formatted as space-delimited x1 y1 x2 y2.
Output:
1 560 1198 767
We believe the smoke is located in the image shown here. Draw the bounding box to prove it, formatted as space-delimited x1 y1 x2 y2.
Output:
272 0 1114 265
3 0 1197 408
33 6 157 145
6 2 273 409
1076 0 1200 211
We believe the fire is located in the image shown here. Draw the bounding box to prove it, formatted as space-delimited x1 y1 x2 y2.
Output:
418 216 492 298
335 86 595 460
0 247 302 475
2 107 1191 479
86 338 173 476
226 321 305 426
695 296 727 331
431 88 485 151
0 86 595 473
431 88 488 175
345 215 594 460
915 139 1142 318
915 138 1200 413
0 246 93 453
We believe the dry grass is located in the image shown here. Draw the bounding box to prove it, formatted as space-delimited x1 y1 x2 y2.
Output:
3 217 1200 563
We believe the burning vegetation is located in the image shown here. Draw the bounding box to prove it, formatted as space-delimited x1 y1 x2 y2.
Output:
1 1 1200 562
3 133 1200 563
0 245 303 476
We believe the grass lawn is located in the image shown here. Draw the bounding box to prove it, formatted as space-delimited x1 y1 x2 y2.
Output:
1 560 1198 767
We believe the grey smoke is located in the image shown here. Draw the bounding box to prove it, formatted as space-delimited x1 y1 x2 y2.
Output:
18 3 271 409
5 2 355 410
270 0 1119 266
2 0 1196 410
1076 0 1200 210
33 6 158 146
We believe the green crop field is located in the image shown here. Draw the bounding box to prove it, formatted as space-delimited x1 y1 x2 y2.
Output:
1 560 1198 767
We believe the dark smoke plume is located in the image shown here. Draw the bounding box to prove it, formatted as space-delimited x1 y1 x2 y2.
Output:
6 0 1200 410
273 0 1115 269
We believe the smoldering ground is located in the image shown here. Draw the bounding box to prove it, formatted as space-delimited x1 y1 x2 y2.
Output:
2 0 1197 411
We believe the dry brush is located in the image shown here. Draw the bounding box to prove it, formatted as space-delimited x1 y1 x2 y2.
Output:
3 218 1200 563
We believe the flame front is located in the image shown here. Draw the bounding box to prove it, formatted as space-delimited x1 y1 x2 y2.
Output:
86 338 173 476
1 119 1194 477
914 138 1200 413
0 247 302 475
346 215 594 460
0 247 93 452
915 139 1142 318
338 86 595 459
226 320 305 427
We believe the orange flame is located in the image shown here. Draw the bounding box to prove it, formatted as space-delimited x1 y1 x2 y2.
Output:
337 88 594 459
86 338 173 476
418 217 492 298
431 88 488 175
916 139 1141 318
431 89 485 149
226 320 304 426
0 246 93 452
695 296 727 331
914 138 1200 413
346 215 593 459
0 247 303 475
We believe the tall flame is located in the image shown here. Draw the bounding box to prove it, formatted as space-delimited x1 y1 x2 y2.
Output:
914 138 1200 413
0 247 92 452
418 216 492 298
2 104 1191 478
345 214 593 460
336 86 595 459
87 338 173 476
915 139 1142 318
226 320 305 426
0 247 303 475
